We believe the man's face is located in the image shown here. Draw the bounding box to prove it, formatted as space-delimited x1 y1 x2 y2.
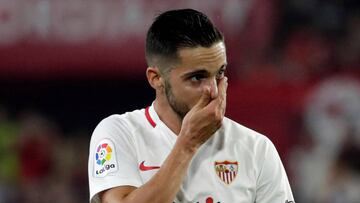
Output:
163 42 227 119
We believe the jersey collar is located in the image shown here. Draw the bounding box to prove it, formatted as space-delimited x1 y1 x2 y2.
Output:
146 103 160 128
146 102 177 142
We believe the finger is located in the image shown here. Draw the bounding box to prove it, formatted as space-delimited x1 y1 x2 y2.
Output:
193 86 211 109
206 77 227 112
208 77 227 104
218 77 228 98
218 77 227 113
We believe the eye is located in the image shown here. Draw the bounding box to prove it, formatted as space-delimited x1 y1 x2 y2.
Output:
189 74 205 82
216 69 226 79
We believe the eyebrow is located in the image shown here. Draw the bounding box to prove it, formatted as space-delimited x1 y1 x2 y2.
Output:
181 64 227 79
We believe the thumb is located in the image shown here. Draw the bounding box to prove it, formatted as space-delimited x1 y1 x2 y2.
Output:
193 87 211 109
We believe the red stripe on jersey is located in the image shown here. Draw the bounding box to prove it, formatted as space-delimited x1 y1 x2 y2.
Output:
226 172 230 184
145 106 156 128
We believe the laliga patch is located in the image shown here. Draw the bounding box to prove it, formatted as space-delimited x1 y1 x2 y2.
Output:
93 139 118 177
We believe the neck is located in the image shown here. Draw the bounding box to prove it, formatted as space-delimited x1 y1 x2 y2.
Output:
153 95 182 135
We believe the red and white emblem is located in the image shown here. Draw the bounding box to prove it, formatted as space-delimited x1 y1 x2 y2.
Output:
214 161 238 185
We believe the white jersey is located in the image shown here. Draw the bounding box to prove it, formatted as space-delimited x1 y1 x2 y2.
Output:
88 104 294 203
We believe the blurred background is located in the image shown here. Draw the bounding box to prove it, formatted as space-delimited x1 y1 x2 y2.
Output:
0 0 359 202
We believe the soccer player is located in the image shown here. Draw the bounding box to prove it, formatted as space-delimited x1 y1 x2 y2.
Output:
88 9 294 203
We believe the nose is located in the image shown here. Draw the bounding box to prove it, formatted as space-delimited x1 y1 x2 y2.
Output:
205 78 218 99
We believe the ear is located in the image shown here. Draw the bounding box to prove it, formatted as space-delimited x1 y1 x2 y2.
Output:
146 67 164 90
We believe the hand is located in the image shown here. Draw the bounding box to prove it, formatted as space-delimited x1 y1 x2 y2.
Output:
178 77 228 152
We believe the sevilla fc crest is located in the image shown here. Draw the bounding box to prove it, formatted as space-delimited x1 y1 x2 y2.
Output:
214 161 238 185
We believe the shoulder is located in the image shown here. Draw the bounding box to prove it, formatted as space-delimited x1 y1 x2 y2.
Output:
222 117 271 144
96 108 146 131
90 108 147 143
222 117 275 154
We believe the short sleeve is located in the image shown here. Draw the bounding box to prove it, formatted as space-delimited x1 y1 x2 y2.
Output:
255 138 295 203
88 115 142 203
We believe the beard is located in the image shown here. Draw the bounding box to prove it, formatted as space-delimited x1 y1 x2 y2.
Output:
164 80 190 120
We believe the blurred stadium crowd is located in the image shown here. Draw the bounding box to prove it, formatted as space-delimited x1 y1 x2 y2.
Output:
0 0 359 202
0 109 88 202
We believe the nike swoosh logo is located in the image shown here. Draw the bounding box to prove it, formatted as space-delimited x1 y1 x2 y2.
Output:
139 161 160 171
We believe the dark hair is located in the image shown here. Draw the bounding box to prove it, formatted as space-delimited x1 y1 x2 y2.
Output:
145 9 224 74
